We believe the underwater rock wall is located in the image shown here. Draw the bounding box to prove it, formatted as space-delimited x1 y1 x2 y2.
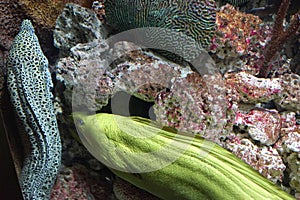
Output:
1 0 299 199
52 2 300 198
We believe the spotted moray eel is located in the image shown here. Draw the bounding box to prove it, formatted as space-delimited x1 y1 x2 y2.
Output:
6 19 61 199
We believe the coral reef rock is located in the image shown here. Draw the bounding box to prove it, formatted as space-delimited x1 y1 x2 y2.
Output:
0 0 26 51
225 138 286 183
18 0 94 28
54 3 105 55
154 72 228 144
50 164 114 199
234 109 281 145
225 71 282 103
54 3 110 112
276 73 300 111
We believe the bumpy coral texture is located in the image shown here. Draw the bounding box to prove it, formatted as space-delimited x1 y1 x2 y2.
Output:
105 0 216 63
154 72 227 144
0 0 26 50
51 165 114 199
18 0 94 28
276 73 300 111
6 20 61 199
235 109 281 146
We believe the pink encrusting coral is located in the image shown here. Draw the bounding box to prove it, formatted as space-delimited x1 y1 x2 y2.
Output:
154 72 228 144
225 138 286 183
212 4 264 56
211 4 273 75
50 164 113 199
234 109 281 145
111 42 190 102
276 73 300 111
225 71 282 103
275 112 300 194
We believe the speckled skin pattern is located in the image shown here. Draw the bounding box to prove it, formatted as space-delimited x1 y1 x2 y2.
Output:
105 0 216 63
6 20 61 199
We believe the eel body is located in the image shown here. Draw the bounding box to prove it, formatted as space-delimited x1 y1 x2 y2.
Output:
73 113 294 200
6 19 61 199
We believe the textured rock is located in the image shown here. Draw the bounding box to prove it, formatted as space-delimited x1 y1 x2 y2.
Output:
17 0 93 29
225 71 282 103
276 73 300 111
234 109 281 145
112 43 193 102
54 3 105 54
211 4 272 75
275 112 300 195
50 164 114 199
225 138 286 183
286 153 300 194
0 0 26 51
154 72 227 144
54 3 110 112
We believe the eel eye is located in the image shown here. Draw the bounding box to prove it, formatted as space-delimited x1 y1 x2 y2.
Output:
76 119 84 126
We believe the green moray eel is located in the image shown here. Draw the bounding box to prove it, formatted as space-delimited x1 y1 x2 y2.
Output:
6 20 61 199
73 113 294 200
105 0 216 63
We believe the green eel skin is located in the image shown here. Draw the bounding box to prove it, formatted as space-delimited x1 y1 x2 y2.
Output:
6 20 61 199
73 113 294 200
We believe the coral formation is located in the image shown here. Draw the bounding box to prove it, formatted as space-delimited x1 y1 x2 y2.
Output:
6 20 61 199
257 0 300 77
92 0 105 22
52 3 300 198
154 72 227 144
211 4 271 75
234 109 281 145
225 138 286 183
212 4 263 56
50 164 114 199
54 3 105 54
112 43 193 102
276 112 300 195
17 0 94 28
225 71 282 103
105 0 216 63
0 0 26 51
54 3 110 112
275 73 300 111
